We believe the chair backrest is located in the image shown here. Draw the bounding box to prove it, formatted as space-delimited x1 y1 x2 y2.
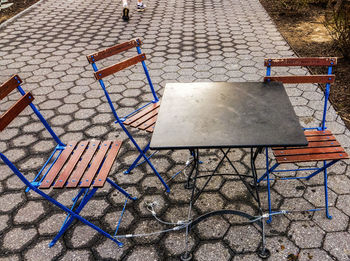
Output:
0 75 64 145
264 57 337 131
86 38 159 123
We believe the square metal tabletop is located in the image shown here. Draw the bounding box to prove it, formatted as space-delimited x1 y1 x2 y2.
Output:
150 82 307 150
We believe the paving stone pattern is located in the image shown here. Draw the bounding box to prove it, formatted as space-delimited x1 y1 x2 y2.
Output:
0 0 350 260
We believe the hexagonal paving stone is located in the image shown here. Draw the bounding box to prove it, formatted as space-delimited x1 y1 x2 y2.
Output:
13 201 45 224
299 248 334 261
323 232 350 261
104 209 134 232
194 242 231 261
0 192 24 212
288 221 325 248
336 194 350 216
68 225 99 248
136 194 168 217
196 215 230 239
265 236 299 261
303 185 337 208
195 192 225 213
3 227 38 251
225 224 261 253
38 213 67 235
313 207 349 232
60 249 92 261
24 239 63 261
125 246 159 261
132 220 165 244
94 238 131 260
0 214 9 234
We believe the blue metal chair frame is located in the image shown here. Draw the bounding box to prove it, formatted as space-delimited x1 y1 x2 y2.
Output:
86 38 170 192
0 75 136 247
256 57 348 223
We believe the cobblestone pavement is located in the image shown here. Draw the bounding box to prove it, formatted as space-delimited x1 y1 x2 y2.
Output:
1 0 350 260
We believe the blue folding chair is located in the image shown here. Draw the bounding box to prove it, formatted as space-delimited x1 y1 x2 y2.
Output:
257 57 349 223
0 75 136 247
86 38 170 192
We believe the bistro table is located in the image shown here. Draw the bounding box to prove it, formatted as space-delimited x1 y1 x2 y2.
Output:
150 82 307 259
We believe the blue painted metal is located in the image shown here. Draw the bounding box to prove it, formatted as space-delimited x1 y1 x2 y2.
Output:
305 159 338 180
114 199 128 237
323 160 332 219
121 101 154 121
107 178 137 200
0 152 124 247
16 83 64 147
321 65 333 130
136 45 159 102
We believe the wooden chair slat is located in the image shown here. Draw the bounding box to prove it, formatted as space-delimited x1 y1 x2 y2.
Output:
66 140 101 188
145 124 156 133
130 107 159 128
307 135 336 142
86 38 141 63
276 151 349 163
39 141 78 189
79 141 112 187
0 92 34 131
124 101 160 125
0 75 22 100
273 140 341 150
273 146 345 157
94 54 146 80
264 57 337 67
304 130 332 136
137 115 157 131
53 141 89 188
264 75 335 84
93 140 122 187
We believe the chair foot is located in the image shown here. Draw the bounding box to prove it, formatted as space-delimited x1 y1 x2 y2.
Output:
266 217 272 224
327 214 332 220
123 169 131 174
257 247 271 259
181 252 192 261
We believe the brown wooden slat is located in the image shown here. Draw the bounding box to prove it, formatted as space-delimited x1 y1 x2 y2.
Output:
264 57 337 67
145 124 156 133
93 140 122 187
39 141 78 189
276 151 349 163
307 135 336 142
0 75 22 100
0 92 34 131
86 38 141 63
130 107 159 128
137 115 157 131
304 130 332 136
79 141 112 187
264 75 335 84
53 141 89 188
124 101 160 125
94 54 146 80
273 140 341 150
66 140 101 188
273 146 345 157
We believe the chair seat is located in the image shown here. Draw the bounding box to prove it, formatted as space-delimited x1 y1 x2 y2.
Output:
273 130 349 163
39 140 122 189
123 101 160 133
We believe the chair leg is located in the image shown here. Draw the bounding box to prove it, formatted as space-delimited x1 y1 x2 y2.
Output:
49 188 98 247
323 161 332 219
107 178 137 200
123 144 149 174
125 142 170 192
